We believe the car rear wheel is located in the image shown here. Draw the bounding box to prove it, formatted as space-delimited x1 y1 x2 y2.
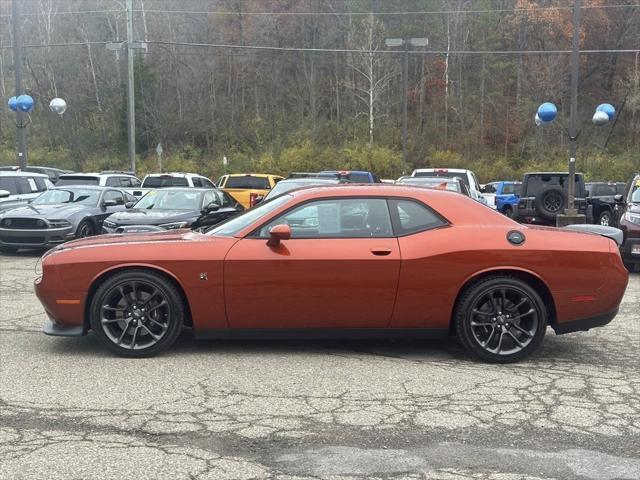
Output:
503 206 514 218
76 220 94 238
598 210 612 227
454 276 547 363
89 270 184 357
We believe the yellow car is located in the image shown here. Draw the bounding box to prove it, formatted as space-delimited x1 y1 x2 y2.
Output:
216 173 284 208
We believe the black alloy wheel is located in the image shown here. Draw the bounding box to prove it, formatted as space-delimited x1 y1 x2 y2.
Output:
89 270 184 357
455 276 547 363
76 220 94 238
542 191 563 213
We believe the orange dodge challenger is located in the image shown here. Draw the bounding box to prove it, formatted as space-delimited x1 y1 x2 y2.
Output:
36 184 628 362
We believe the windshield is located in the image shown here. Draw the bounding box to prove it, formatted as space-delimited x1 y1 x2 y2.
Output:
413 171 470 187
398 177 461 192
142 176 189 188
631 181 640 203
225 175 270 189
57 176 100 186
134 190 202 210
265 180 336 200
32 188 100 206
525 175 584 196
207 194 291 236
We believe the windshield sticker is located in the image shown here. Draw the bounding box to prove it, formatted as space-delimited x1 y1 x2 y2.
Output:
27 178 37 191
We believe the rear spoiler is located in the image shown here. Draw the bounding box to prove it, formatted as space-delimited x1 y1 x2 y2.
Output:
563 224 623 246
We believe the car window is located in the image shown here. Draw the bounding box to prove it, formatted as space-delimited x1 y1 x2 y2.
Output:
135 189 201 210
142 176 189 188
202 190 217 207
33 188 100 206
192 177 203 188
103 190 125 205
216 176 226 187
125 192 138 203
201 178 215 188
33 177 48 192
218 191 236 207
57 176 100 186
483 184 497 194
413 171 470 187
207 194 291 236
225 176 270 189
525 175 583 196
616 183 626 195
596 184 617 196
502 184 517 195
105 177 120 187
256 198 393 239
0 177 19 195
389 199 447 235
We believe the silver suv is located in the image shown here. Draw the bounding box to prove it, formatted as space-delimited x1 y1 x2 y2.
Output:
0 171 53 212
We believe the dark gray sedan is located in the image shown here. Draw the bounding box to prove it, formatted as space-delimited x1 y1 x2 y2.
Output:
0 186 136 252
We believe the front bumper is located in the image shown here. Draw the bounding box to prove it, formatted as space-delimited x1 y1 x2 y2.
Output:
0 226 75 249
43 317 85 336
620 237 640 265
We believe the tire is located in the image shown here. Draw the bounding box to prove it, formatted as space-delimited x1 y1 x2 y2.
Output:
454 276 547 363
503 206 514 219
534 187 565 222
597 210 613 227
76 220 94 238
89 269 185 357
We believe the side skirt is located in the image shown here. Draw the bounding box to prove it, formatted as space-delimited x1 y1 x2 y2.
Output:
193 328 450 341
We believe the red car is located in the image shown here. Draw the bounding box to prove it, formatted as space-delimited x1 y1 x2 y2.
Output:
36 185 628 362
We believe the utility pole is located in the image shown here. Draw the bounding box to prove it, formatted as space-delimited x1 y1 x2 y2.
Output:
401 41 409 175
566 0 581 217
11 0 27 168
126 0 136 173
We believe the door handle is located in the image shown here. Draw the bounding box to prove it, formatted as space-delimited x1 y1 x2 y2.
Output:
370 247 392 256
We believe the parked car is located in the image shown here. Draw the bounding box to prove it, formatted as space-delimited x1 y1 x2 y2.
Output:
0 165 72 184
411 168 485 204
102 187 243 234
482 181 522 218
216 173 284 208
615 174 640 272
257 177 340 204
586 181 626 227
0 170 53 213
0 186 136 252
141 172 215 189
515 172 591 225
37 184 627 362
319 170 381 183
396 176 472 197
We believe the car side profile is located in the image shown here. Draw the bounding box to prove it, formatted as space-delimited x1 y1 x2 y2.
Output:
0 171 53 213
36 185 628 362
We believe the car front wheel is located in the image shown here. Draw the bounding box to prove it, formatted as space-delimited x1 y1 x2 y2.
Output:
89 270 184 357
454 276 547 363
598 210 613 227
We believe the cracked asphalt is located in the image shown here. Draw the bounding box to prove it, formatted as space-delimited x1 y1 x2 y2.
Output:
0 251 639 480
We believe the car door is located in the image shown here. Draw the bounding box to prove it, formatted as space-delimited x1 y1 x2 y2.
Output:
95 190 127 227
224 197 401 329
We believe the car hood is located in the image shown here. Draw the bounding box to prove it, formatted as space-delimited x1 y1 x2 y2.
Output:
107 208 198 226
50 229 198 252
0 203 91 218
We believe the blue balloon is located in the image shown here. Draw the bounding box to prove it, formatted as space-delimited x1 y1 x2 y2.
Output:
16 94 34 113
596 103 615 120
7 96 18 112
537 102 558 123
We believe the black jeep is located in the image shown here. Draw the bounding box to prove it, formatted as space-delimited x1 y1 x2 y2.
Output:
586 182 626 227
515 172 591 226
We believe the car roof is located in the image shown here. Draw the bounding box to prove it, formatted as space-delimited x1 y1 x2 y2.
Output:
0 170 49 178
225 173 278 178
51 185 109 190
61 172 136 177
144 172 205 178
413 168 470 173
279 178 339 184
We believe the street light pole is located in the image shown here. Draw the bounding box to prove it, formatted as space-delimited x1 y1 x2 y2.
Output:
566 0 581 216
11 0 27 168
126 0 136 173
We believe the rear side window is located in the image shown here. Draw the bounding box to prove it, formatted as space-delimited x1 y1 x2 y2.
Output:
201 178 215 188
105 177 120 187
57 176 100 186
32 177 48 192
17 177 38 193
502 184 518 195
595 184 617 196
142 176 189 188
389 199 447 235
0 177 19 195
130 177 141 187
225 176 270 189
192 177 203 187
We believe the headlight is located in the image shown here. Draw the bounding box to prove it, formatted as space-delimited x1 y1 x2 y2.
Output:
159 221 189 230
103 220 117 228
624 211 640 225
48 219 71 228
35 256 43 277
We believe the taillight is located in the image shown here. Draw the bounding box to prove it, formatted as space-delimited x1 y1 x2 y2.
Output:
249 192 259 207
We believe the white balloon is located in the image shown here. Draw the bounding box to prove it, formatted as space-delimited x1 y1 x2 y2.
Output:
592 110 609 126
49 98 67 115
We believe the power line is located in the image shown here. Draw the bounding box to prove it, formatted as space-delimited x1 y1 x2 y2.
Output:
132 4 640 16
0 10 122 18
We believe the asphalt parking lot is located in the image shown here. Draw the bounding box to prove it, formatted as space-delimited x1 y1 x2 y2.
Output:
0 252 639 480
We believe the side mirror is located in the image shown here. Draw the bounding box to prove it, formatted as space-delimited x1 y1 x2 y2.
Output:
125 201 136 209
614 194 624 203
103 200 118 208
0 189 11 199
480 186 486 193
266 224 291 247
202 202 220 214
